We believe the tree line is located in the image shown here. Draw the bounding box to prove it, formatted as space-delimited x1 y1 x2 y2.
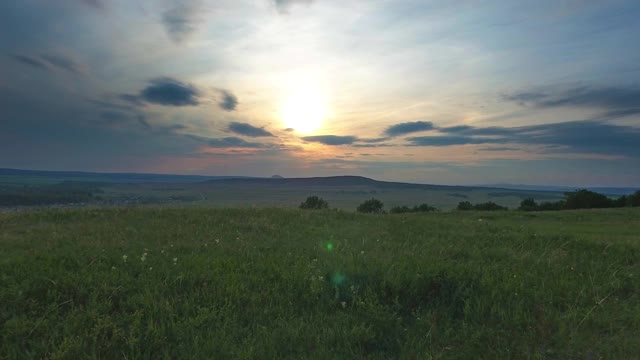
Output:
516 189 640 211
299 188 640 214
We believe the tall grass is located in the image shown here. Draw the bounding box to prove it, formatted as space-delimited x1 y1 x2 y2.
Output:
0 208 638 359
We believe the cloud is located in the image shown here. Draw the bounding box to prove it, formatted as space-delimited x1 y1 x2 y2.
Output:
359 137 390 143
284 128 294 132
384 121 435 137
505 86 640 116
273 0 314 13
136 114 152 129
479 147 521 152
100 110 130 123
439 125 514 136
188 135 271 148
40 54 86 74
408 135 499 147
139 78 199 106
79 0 104 10
9 54 48 69
119 94 145 106
10 53 86 74
409 120 640 157
301 135 358 145
162 3 200 43
98 110 151 130
219 90 238 111
228 122 273 137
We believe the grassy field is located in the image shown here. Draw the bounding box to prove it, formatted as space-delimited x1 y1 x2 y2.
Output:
1 207 638 359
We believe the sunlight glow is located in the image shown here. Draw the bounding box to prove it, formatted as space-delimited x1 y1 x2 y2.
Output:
279 75 329 134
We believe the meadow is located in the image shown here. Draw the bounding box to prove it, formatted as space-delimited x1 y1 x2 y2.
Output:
1 207 638 359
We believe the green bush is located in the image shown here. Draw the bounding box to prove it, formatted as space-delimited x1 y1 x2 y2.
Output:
357 198 384 214
390 206 412 214
390 203 437 214
473 201 508 211
518 198 539 211
299 196 329 210
457 201 473 211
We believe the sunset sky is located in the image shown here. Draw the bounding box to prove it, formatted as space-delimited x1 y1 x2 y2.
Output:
2 0 640 186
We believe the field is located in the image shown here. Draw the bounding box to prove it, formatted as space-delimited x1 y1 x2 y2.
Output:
1 168 567 210
1 207 638 359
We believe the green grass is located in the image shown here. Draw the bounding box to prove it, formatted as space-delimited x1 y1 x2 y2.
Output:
1 208 638 359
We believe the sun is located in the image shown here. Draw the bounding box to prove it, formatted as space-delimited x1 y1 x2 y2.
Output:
280 84 327 134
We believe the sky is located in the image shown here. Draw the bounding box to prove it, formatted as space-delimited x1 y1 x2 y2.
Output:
1 0 640 186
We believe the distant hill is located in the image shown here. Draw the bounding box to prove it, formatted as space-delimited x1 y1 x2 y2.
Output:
0 168 255 184
206 175 537 192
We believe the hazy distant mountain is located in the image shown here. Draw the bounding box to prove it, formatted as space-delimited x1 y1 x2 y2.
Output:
271 175 284 179
208 175 510 191
0 168 256 184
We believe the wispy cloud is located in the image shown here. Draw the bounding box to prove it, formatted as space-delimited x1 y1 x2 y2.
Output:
384 121 435 137
505 85 640 120
228 122 273 137
301 135 358 145
188 135 271 148
408 120 640 157
162 3 201 44
273 0 314 13
10 53 86 74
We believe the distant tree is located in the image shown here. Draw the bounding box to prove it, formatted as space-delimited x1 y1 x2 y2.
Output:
473 201 508 211
414 203 437 212
629 191 640 207
611 195 629 208
299 196 329 210
390 206 412 214
518 198 539 211
564 189 611 209
357 198 384 214
457 201 473 211
538 200 565 211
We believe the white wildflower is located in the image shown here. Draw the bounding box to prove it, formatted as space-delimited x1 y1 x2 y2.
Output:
111 266 116 270
122 255 128 263
340 301 347 308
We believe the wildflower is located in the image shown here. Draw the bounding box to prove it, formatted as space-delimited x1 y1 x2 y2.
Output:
312 258 318 262
149 267 153 270
360 250 365 255
161 249 165 254
111 266 116 270
215 239 220 244
341 301 347 308
173 257 178 265
122 255 128 263
318 276 324 281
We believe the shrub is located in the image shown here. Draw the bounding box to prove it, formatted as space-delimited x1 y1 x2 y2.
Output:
518 198 539 211
457 201 473 211
414 203 437 212
299 196 329 210
473 201 508 211
390 206 412 214
538 200 565 211
357 198 384 214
